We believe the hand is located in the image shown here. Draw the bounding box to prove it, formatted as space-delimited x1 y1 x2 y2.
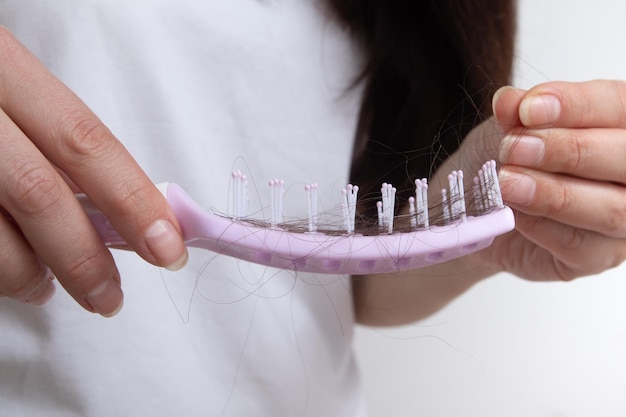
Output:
476 80 626 281
354 80 626 326
0 27 187 316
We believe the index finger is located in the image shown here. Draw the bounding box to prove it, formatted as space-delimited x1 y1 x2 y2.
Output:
518 80 626 129
0 27 187 270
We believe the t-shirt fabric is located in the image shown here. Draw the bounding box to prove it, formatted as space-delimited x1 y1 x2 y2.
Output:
0 1 368 416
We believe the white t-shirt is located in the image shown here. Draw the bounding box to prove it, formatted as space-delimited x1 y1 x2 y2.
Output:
0 1 367 416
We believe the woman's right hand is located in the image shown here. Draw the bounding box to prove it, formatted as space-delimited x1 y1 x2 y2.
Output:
0 27 188 317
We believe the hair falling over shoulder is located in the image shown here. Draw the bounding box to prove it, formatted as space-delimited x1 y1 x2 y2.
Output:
326 0 517 216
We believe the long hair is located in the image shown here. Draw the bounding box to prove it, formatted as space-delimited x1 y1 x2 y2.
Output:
328 0 517 213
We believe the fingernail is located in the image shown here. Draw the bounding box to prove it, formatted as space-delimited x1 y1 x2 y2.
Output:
144 219 188 271
519 94 561 126
498 169 536 206
491 86 509 121
491 85 515 120
85 279 124 317
499 135 545 166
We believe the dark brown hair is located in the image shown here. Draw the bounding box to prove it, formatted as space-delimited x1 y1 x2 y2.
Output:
328 0 517 213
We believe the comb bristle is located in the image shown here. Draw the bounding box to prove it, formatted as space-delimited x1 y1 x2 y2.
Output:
305 183 318 233
269 178 284 227
231 170 248 220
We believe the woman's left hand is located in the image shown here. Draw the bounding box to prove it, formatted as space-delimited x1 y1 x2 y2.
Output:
482 80 626 281
354 80 626 326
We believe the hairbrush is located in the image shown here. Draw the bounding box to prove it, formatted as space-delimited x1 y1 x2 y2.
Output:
78 160 514 275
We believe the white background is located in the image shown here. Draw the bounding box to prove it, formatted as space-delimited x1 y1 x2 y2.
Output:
354 1 626 416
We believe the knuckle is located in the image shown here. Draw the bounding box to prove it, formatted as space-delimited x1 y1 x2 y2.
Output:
6 161 63 215
116 180 158 219
562 132 588 172
545 182 572 216
562 227 586 251
62 112 116 158
60 244 116 296
63 246 107 281
605 202 626 236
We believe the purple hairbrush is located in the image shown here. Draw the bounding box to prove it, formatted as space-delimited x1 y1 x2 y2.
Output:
79 160 514 275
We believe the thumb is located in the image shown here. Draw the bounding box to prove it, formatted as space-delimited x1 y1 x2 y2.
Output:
492 86 526 130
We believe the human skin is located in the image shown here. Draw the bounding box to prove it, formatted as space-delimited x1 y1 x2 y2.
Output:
354 80 626 326
0 27 188 317
2 26 624 323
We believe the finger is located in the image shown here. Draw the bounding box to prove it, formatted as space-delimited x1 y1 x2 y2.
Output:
0 27 187 270
479 228 583 282
0 109 123 316
499 127 626 184
498 166 626 238
514 213 626 279
517 80 626 128
0 210 56 305
492 86 526 129
54 165 81 193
